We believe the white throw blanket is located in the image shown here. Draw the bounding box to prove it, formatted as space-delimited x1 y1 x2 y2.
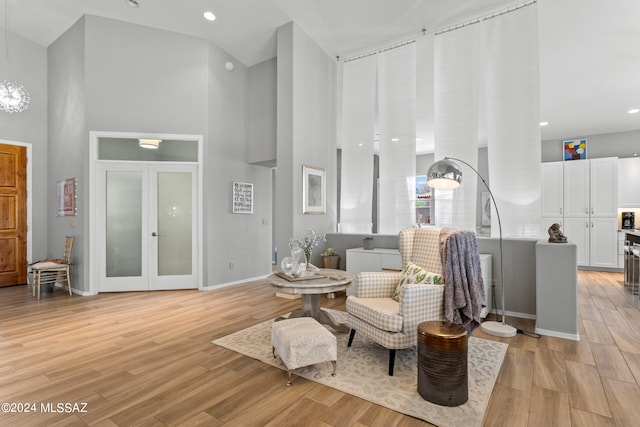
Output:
439 228 485 333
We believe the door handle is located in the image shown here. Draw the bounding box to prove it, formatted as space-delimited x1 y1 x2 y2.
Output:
152 232 158 237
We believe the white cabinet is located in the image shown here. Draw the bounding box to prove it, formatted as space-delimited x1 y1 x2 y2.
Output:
563 160 590 217
563 158 617 217
590 217 618 268
542 162 564 217
589 158 618 217
542 157 618 268
565 215 617 268
619 157 640 207
346 248 402 273
564 218 590 266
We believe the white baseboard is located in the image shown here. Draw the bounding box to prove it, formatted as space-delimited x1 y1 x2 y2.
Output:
535 326 580 341
201 274 270 291
490 309 537 320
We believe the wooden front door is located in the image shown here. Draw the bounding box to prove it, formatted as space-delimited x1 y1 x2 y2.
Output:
0 144 27 286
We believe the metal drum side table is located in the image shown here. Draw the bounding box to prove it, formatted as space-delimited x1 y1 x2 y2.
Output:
417 320 468 406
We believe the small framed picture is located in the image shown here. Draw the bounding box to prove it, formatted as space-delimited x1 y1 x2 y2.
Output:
302 165 325 214
563 139 587 161
57 178 77 216
481 191 491 226
232 182 253 214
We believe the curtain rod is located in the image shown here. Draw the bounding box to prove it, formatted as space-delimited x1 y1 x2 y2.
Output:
434 0 536 36
342 33 421 63
340 0 536 63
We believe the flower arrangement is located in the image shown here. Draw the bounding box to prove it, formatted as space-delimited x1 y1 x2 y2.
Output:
321 247 337 257
289 229 326 264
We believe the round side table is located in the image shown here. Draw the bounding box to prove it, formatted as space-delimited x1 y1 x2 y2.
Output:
417 320 468 406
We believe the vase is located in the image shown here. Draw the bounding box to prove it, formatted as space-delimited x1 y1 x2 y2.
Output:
363 238 375 250
304 248 312 269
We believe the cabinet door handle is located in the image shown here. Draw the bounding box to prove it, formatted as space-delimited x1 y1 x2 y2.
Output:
591 222 594 228
591 207 594 214
585 221 589 228
560 207 563 214
585 207 589 214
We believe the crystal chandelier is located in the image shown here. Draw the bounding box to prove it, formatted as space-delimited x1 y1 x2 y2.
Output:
0 0 30 113
0 80 30 113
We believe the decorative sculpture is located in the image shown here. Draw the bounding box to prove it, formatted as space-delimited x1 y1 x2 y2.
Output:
548 223 568 243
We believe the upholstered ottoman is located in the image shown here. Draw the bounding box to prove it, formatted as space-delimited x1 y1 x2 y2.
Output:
271 317 337 386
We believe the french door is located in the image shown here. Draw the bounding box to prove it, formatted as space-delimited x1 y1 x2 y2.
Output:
97 163 198 291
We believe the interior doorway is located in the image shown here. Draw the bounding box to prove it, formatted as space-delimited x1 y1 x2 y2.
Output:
90 132 203 294
0 141 31 287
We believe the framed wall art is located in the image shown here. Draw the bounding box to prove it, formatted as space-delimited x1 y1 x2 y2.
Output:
57 177 77 216
481 191 491 226
232 181 253 214
302 165 325 214
563 139 587 161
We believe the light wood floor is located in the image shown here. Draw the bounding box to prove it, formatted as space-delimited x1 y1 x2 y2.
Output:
1 270 639 426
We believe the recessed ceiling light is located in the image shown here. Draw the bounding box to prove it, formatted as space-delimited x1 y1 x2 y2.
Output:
125 0 139 8
391 137 400 142
539 121 549 126
204 11 216 21
416 137 423 142
628 108 640 114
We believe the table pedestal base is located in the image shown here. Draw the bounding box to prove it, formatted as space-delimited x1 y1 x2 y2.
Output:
275 294 349 333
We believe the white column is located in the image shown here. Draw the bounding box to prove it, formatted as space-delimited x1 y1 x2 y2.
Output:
483 4 541 238
377 43 416 234
340 55 377 233
434 25 480 231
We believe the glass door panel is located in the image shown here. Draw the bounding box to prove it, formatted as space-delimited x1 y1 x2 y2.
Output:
106 171 143 277
99 163 149 292
149 164 197 290
157 172 192 276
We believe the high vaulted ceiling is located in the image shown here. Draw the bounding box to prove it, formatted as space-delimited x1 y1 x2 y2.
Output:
4 0 640 151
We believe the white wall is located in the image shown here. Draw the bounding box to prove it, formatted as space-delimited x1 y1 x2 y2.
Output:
275 22 337 266
46 15 274 291
47 17 86 285
206 43 273 285
0 30 48 261
542 129 640 162
247 58 277 166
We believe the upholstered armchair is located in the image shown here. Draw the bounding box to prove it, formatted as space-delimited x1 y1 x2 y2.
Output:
346 228 446 376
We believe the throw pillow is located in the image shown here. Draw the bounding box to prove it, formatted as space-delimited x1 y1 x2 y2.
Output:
392 262 442 301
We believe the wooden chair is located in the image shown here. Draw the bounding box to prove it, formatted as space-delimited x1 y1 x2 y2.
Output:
29 236 74 301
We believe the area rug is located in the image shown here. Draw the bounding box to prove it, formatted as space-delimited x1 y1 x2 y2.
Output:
212 310 507 427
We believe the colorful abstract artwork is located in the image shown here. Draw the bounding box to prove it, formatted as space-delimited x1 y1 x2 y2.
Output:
563 139 587 161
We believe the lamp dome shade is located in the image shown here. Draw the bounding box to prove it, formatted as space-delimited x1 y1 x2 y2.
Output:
427 158 462 189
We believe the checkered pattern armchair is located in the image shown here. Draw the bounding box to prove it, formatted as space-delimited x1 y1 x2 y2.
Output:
346 228 446 375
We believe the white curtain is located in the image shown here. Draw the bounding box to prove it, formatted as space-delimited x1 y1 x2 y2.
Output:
483 4 541 238
377 43 417 234
434 25 480 231
340 55 377 233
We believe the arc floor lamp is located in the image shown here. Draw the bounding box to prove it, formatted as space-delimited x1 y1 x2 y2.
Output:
427 157 517 338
